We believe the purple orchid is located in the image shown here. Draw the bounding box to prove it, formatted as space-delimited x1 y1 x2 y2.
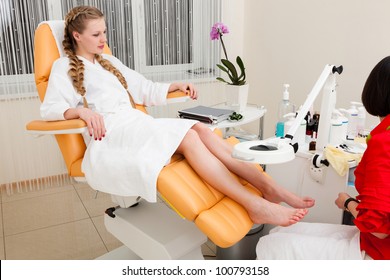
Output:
210 22 229 40
210 23 229 60
210 23 246 86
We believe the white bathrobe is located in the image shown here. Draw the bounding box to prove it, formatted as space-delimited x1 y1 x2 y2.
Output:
41 54 197 202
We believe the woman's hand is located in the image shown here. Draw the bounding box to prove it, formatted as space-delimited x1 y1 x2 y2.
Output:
169 82 198 100
335 192 350 210
64 107 106 141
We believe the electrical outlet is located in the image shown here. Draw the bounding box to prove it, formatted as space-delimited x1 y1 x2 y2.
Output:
310 166 325 184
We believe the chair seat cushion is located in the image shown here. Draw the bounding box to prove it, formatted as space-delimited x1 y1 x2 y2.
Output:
157 136 263 248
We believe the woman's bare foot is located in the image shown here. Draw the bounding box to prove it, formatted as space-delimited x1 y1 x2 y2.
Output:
261 184 315 209
247 197 308 226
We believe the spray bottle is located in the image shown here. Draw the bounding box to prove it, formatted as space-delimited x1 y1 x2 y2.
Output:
275 84 295 137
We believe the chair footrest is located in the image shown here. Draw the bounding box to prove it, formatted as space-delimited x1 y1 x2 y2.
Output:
104 201 206 260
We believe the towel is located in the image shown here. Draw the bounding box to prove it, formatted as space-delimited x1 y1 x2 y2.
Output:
256 222 363 260
324 145 362 176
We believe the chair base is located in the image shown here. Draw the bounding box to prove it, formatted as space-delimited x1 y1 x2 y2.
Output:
104 200 206 260
96 245 142 260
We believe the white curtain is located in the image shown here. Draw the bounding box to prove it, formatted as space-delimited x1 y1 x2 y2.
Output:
61 0 221 81
1 0 69 195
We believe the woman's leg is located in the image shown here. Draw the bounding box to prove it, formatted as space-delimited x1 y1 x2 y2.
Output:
176 128 308 226
191 123 315 208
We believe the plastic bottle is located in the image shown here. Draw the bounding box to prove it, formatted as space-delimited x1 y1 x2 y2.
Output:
330 109 348 145
275 84 295 137
357 106 366 137
340 102 359 140
339 110 349 140
329 110 344 146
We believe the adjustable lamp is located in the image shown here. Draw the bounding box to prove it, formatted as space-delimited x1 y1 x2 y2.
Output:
232 64 343 164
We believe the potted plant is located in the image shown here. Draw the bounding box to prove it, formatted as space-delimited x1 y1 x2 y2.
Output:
211 22 248 112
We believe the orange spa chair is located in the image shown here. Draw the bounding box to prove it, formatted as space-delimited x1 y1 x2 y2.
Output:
26 21 263 260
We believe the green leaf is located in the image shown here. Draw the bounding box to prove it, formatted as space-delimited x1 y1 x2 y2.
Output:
236 56 246 84
236 56 245 72
216 77 230 84
216 63 229 74
221 59 238 81
217 63 235 83
217 57 247 85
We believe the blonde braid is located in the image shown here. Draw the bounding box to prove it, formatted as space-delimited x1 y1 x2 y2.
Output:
63 35 88 107
62 6 104 108
95 54 136 108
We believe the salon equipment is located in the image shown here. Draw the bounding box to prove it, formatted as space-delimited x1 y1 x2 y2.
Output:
216 223 264 260
232 138 295 164
26 21 263 259
285 64 343 151
233 64 343 164
266 147 361 224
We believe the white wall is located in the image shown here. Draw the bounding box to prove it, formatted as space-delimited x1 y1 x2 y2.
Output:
243 0 389 137
221 0 246 63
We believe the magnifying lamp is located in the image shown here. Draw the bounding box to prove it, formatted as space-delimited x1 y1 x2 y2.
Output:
232 64 343 164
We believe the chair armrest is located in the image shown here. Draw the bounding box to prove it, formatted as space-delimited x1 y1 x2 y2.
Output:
167 91 190 103
26 91 188 135
26 119 87 135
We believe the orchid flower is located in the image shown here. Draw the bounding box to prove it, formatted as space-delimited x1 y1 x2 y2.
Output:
210 23 246 86
210 22 229 60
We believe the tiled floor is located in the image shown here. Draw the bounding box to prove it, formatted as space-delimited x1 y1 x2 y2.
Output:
0 182 216 260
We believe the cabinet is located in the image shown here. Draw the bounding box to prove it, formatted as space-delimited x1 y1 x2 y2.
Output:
266 149 359 224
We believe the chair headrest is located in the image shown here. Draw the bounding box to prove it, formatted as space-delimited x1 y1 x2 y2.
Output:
38 20 66 57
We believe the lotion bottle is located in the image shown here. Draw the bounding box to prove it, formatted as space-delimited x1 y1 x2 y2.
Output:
340 102 359 140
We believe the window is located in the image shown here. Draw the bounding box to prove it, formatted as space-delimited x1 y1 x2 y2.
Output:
0 0 221 84
0 0 48 76
60 0 136 69
135 0 221 82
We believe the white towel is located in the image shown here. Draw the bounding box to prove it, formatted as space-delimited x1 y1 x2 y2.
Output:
256 222 363 260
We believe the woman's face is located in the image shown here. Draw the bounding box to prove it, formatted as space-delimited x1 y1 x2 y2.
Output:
72 17 107 62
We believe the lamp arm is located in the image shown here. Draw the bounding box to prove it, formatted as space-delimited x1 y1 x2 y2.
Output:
285 64 343 147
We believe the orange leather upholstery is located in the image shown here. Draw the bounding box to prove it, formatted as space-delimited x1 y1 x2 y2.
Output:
159 137 263 247
28 22 263 248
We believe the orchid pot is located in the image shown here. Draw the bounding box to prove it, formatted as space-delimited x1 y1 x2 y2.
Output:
225 83 249 113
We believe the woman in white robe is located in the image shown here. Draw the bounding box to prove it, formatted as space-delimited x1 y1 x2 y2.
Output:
41 5 315 227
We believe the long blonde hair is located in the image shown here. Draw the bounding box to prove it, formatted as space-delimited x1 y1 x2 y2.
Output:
63 6 135 108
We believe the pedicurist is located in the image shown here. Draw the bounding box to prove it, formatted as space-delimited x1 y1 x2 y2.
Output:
257 56 390 260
